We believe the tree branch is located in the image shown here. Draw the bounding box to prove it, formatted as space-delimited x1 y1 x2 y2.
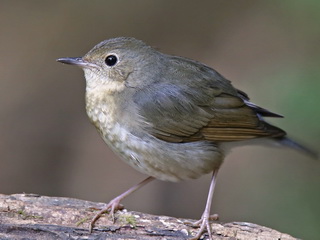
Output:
0 194 297 239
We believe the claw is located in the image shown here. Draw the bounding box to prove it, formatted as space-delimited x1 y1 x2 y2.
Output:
89 197 123 232
190 213 219 239
88 176 154 233
192 214 219 227
190 217 211 240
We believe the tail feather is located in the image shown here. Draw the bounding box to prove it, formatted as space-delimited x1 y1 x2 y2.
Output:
276 136 318 159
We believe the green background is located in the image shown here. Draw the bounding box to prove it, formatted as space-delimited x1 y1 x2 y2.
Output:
1 1 319 239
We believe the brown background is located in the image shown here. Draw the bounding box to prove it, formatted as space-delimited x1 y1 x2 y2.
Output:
1 1 319 239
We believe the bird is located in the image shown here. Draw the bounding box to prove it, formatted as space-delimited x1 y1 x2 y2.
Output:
57 37 316 239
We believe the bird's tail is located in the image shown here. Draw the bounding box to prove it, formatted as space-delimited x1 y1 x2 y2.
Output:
276 136 318 159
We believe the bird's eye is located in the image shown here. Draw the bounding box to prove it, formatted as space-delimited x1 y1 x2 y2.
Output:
105 55 118 66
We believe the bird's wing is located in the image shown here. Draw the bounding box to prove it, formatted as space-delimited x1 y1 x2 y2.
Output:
133 83 285 143
133 56 286 143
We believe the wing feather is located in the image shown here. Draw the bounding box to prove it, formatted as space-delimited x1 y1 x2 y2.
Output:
133 55 286 143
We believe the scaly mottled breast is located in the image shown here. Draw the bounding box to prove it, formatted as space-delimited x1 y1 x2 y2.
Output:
85 91 224 182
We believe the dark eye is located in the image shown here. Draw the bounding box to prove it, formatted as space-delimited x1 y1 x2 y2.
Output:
105 55 118 66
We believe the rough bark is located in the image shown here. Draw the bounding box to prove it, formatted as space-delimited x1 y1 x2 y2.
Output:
0 194 297 240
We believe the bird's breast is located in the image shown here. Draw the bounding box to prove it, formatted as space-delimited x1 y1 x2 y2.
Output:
85 92 224 182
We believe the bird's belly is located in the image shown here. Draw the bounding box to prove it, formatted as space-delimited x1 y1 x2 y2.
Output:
101 122 224 182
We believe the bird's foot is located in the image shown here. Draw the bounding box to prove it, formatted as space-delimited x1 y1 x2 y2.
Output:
89 196 124 232
188 214 219 240
88 177 155 233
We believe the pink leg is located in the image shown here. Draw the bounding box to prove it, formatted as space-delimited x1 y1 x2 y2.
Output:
190 170 219 240
89 176 155 232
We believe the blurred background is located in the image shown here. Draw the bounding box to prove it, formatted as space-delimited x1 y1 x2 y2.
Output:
1 1 319 239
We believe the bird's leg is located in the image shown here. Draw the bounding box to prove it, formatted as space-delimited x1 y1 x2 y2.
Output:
190 170 219 240
89 176 155 232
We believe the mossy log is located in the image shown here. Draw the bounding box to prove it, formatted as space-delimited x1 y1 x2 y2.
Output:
0 194 297 240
